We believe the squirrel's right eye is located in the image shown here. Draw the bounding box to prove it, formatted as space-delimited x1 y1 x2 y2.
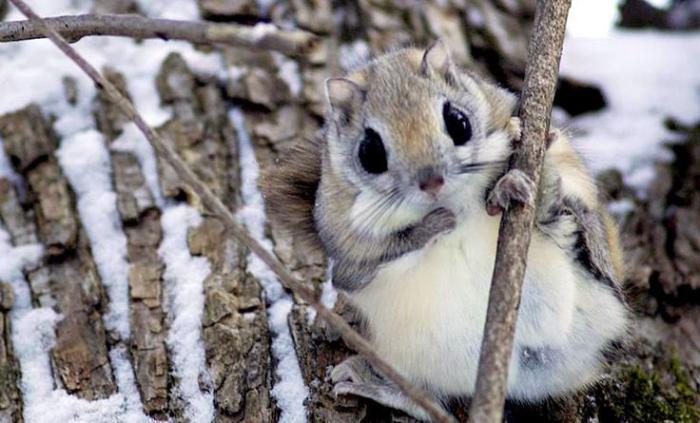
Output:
358 128 388 174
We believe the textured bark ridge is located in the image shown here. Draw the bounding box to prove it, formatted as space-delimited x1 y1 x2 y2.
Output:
0 105 116 400
95 67 170 419
0 180 33 423
0 0 698 422
155 53 273 422
0 282 21 423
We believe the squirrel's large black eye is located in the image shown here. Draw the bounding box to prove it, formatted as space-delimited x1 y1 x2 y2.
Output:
443 102 472 146
358 128 388 174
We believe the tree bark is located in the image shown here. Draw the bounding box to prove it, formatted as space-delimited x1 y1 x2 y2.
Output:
95 68 170 419
0 282 21 423
154 53 274 422
0 105 117 400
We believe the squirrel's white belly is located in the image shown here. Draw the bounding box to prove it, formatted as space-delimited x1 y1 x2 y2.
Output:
349 210 627 400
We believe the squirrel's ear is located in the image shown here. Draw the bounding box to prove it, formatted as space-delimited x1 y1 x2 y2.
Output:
325 77 365 120
420 40 457 85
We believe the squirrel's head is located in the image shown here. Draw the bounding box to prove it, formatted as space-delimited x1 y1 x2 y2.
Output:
322 40 517 235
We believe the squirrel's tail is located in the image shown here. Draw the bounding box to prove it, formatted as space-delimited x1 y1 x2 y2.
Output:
259 135 324 254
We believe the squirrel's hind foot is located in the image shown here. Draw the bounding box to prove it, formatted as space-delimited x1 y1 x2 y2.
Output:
331 355 444 422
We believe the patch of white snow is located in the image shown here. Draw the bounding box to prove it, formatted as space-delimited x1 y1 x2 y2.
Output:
274 53 303 97
12 307 151 423
56 129 130 339
1 1 225 421
561 31 700 191
159 204 215 422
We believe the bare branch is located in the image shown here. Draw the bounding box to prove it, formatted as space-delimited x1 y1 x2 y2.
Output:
4 1 456 421
467 1 572 422
0 14 318 56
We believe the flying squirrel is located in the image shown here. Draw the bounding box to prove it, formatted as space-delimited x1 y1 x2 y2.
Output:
260 40 628 421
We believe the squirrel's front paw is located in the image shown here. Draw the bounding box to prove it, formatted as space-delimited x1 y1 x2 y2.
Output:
486 169 536 216
422 207 457 235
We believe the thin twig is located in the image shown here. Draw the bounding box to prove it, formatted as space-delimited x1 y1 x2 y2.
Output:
0 14 318 56
5 1 456 422
467 1 572 422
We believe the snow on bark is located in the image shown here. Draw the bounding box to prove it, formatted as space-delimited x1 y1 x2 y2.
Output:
231 107 309 423
159 204 215 422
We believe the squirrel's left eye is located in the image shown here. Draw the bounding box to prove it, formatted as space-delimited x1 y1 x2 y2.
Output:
358 128 388 174
443 102 472 146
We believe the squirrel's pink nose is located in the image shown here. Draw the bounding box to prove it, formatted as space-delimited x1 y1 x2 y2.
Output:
418 171 444 195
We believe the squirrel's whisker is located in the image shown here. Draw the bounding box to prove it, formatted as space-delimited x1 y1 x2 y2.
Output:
458 160 505 174
352 187 400 236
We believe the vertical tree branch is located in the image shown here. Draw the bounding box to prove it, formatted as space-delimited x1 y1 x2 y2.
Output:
5 0 455 421
468 1 572 422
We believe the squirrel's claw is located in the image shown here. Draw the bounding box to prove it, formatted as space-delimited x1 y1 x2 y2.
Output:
507 117 563 149
507 116 522 142
486 169 537 216
546 128 562 148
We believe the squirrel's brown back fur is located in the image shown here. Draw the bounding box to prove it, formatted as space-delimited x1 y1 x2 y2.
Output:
259 135 324 253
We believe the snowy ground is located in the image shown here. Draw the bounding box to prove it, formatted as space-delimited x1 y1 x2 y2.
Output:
560 31 700 191
562 0 700 193
0 0 699 422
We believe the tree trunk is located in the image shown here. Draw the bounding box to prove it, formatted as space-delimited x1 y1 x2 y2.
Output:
0 0 697 422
